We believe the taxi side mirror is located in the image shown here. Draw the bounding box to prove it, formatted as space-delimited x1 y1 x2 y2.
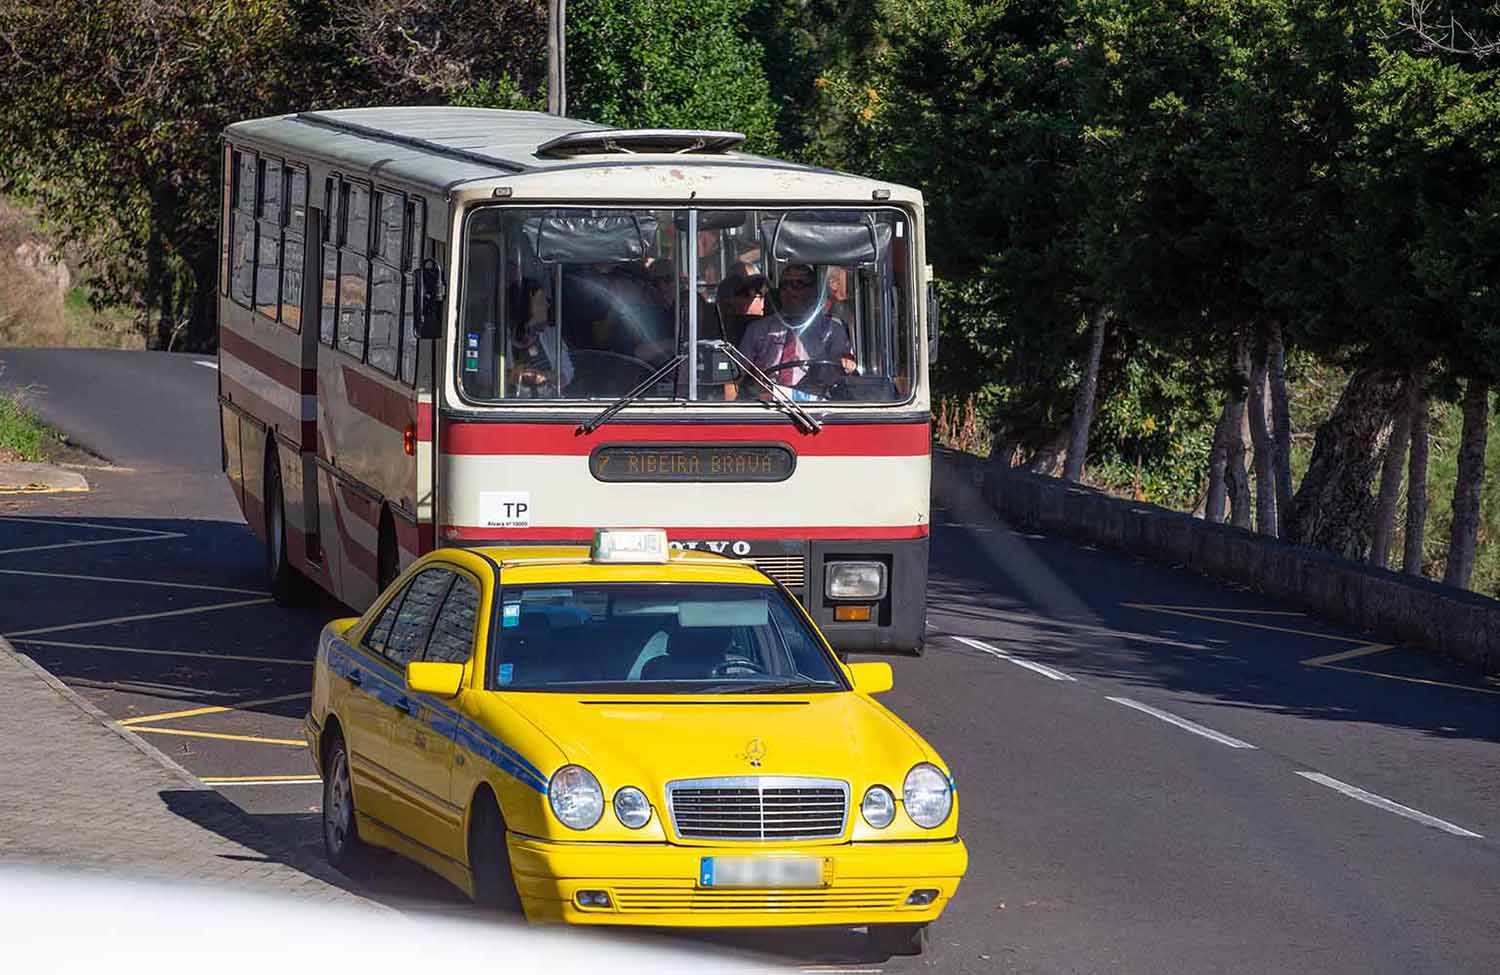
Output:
406 661 464 699
848 661 893 695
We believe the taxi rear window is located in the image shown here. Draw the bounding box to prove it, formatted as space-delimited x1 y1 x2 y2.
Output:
488 583 846 693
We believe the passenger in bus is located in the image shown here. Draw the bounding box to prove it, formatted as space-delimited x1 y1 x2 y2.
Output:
737 263 855 389
712 269 767 348
508 278 574 398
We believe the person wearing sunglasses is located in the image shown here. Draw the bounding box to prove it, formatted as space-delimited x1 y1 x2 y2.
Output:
736 263 856 393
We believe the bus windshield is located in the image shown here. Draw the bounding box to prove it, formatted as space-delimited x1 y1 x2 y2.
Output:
457 207 914 405
490 583 846 693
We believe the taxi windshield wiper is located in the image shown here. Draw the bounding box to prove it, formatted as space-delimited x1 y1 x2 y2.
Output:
577 352 686 435
733 679 843 693
714 341 823 435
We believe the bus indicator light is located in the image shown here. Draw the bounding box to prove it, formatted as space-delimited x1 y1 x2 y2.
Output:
403 423 416 456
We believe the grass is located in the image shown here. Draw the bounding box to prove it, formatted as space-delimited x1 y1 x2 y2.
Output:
0 392 46 463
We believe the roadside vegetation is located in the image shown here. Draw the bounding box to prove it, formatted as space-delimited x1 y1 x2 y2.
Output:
0 392 46 464
3 1 1500 597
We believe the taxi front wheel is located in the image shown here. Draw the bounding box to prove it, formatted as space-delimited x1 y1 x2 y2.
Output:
469 794 521 913
869 923 927 957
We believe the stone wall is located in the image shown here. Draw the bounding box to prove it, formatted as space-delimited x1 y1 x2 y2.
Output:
933 447 1500 674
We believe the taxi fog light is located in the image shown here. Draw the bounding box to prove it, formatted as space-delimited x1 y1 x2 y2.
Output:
549 765 605 830
613 786 652 829
576 890 612 908
826 561 887 600
902 763 953 829
835 605 873 622
905 889 939 906
860 785 896 828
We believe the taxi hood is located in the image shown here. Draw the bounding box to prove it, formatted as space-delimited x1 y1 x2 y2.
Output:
498 690 933 792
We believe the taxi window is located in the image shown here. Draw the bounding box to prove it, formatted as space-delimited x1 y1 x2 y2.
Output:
424 574 479 664
385 568 454 667
364 593 401 657
489 583 845 693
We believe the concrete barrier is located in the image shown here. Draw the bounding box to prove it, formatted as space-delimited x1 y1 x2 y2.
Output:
932 447 1499 675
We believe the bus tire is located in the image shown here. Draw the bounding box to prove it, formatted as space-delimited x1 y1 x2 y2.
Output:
377 509 399 592
265 449 313 605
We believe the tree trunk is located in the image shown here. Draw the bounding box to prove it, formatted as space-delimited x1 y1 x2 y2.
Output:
1027 428 1069 477
1444 379 1490 590
1226 331 1253 529
1063 308 1109 483
1286 368 1405 558
1402 368 1430 577
1205 401 1232 523
1247 332 1277 535
1267 322 1295 536
1368 374 1411 569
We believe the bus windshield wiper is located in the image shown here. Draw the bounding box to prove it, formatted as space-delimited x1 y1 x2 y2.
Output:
714 341 822 434
577 352 687 434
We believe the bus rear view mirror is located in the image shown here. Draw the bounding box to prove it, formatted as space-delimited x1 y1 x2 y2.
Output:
419 258 445 340
927 283 940 365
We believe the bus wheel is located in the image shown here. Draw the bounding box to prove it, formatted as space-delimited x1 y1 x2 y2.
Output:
377 510 399 592
265 450 312 605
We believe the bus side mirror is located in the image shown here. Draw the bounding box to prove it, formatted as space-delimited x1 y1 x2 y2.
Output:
926 283 940 365
419 258 445 340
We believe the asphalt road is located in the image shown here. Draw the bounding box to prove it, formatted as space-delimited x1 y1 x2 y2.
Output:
3 348 1499 973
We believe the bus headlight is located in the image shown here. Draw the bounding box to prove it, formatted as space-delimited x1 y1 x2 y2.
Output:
903 763 952 829
549 765 604 830
826 561 887 600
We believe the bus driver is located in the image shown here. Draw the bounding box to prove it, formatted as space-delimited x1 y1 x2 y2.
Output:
737 263 855 390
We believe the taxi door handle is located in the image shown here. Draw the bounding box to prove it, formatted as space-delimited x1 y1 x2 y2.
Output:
396 697 417 716
348 670 363 687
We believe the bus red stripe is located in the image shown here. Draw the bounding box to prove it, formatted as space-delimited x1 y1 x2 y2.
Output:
440 525 928 542
439 420 930 457
219 328 314 394
344 366 415 433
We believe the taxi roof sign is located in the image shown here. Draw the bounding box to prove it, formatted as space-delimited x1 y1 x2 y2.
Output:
591 528 670 564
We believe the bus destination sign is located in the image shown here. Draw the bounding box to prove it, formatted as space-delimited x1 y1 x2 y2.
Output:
590 444 795 483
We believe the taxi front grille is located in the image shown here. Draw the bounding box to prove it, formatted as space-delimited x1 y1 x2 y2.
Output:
743 555 806 590
666 776 848 841
610 886 906 913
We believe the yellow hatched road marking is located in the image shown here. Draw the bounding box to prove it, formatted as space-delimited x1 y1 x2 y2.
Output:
1300 644 1396 667
1125 604 1306 616
10 639 311 667
1316 664 1500 696
120 691 311 727
4 597 273 638
130 727 307 747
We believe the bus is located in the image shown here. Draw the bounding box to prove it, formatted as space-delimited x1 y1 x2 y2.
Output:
217 107 936 653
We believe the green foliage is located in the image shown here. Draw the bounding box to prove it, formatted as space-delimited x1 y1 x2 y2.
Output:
452 77 544 112
566 0 780 151
0 394 46 463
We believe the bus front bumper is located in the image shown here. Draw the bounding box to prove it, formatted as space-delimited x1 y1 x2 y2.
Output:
507 835 967 927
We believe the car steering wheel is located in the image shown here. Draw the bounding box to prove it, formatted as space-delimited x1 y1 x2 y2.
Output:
712 655 769 677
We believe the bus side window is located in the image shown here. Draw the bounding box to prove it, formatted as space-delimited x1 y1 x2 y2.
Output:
336 181 370 362
230 149 256 309
281 165 308 331
367 189 404 378
255 157 283 321
320 176 340 347
400 198 425 387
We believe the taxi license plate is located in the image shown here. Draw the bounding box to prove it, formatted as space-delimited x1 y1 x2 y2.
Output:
698 856 826 889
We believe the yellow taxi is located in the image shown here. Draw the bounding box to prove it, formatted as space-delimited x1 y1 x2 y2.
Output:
305 529 967 956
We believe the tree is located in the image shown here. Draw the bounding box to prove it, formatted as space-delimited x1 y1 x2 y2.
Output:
564 0 780 151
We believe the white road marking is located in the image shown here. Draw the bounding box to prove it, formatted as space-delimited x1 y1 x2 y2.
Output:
1106 697 1257 749
1295 772 1483 838
0 516 172 534
11 638 311 667
951 636 1077 681
203 778 320 787
194 359 219 370
0 567 266 596
4 597 272 638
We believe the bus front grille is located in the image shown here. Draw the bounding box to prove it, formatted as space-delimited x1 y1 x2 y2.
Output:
744 555 806 590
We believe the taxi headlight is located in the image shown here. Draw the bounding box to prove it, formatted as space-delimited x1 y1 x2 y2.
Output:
613 786 652 829
826 561 887 600
548 765 604 830
860 785 896 828
902 763 952 829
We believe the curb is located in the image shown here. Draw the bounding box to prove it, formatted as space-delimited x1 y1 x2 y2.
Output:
0 633 202 789
0 461 89 495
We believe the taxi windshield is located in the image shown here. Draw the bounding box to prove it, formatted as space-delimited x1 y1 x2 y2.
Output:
488 583 846 693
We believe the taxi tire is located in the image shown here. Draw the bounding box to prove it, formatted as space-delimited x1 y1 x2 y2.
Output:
468 794 522 913
322 734 366 868
265 452 313 606
869 922 927 957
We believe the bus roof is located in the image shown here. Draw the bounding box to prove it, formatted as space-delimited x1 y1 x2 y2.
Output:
223 106 918 202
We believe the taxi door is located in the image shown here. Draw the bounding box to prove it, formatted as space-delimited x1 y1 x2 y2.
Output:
336 591 406 829
386 569 480 861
